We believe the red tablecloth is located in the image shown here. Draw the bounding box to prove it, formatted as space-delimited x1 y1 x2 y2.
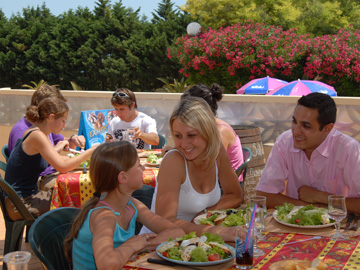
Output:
124 232 360 270
50 167 158 209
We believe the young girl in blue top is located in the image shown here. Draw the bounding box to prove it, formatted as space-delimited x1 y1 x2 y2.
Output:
65 141 183 270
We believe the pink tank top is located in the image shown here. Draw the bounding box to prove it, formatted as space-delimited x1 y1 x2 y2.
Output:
217 124 244 182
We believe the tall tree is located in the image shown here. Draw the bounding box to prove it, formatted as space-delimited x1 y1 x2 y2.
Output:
182 0 360 36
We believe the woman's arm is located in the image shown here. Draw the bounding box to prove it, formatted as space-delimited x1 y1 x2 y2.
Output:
211 145 243 209
154 151 238 242
23 130 95 173
91 209 151 270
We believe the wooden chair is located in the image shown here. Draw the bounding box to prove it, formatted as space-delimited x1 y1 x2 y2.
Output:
28 207 80 270
0 175 35 256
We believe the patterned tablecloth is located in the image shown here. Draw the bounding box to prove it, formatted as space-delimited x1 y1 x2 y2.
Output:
50 167 158 209
124 232 360 270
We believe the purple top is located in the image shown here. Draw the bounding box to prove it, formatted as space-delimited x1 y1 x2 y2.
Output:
8 117 64 176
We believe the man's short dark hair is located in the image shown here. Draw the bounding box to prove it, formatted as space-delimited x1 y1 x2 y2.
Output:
297 93 337 130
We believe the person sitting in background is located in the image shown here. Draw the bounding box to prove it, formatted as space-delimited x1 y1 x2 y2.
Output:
65 141 184 270
8 85 86 191
107 88 159 149
5 97 96 220
181 83 244 182
256 93 360 214
141 97 242 242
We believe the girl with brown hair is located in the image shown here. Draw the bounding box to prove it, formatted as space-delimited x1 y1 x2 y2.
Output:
65 141 183 269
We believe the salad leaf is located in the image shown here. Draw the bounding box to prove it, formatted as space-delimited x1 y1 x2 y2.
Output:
202 232 224 244
167 246 182 261
146 154 159 163
275 202 294 220
223 213 245 227
191 247 208 262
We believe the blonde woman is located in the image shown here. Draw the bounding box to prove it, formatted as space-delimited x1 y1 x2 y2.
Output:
142 97 243 242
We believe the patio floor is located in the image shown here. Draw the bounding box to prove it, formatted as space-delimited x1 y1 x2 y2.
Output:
0 208 44 270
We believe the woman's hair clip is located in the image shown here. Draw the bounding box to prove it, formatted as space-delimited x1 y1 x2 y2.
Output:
93 192 101 198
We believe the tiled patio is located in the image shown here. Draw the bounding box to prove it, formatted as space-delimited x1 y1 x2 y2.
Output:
0 209 44 270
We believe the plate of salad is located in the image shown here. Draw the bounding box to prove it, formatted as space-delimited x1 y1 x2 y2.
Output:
273 203 335 229
145 154 162 166
193 208 246 227
156 232 235 266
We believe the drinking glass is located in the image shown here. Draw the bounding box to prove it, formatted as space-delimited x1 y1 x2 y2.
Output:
235 226 254 269
246 207 265 257
127 129 135 141
328 195 347 241
249 196 267 239
3 251 31 270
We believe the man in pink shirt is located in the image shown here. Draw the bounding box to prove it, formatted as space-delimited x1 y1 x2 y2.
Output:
256 93 360 215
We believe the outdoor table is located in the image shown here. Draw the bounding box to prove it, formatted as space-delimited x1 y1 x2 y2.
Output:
50 150 161 209
124 209 360 270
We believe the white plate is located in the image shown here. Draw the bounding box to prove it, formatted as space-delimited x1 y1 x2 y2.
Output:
145 158 162 167
156 242 235 266
273 209 335 229
138 151 161 158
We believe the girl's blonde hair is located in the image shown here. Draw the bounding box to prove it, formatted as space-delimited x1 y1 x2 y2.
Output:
169 96 221 169
26 97 69 123
64 141 138 263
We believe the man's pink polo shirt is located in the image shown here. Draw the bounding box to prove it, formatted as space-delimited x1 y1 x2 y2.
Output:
256 129 360 199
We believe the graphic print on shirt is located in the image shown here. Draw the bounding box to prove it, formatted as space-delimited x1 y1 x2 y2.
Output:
113 129 145 149
114 129 125 140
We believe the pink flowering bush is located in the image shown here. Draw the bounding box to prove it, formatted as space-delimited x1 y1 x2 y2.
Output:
168 21 360 96
304 27 360 96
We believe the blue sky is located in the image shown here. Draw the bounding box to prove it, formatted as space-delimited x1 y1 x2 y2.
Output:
1 0 186 19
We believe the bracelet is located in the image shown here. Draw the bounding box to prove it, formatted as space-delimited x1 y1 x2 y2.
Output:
69 134 77 142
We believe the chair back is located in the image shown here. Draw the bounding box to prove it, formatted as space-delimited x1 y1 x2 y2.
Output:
0 175 35 255
235 147 252 177
0 160 6 175
2 144 9 162
151 134 167 149
28 207 81 270
132 185 155 234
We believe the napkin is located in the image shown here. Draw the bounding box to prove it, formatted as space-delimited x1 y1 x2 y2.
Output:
126 251 235 270
265 209 360 238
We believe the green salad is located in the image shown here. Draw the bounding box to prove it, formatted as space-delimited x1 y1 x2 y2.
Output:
158 232 233 262
275 203 335 226
69 153 90 168
198 208 246 227
146 153 159 163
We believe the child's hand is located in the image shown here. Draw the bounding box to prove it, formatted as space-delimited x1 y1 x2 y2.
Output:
127 233 159 253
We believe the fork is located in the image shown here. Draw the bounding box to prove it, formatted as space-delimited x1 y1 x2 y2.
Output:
349 216 360 231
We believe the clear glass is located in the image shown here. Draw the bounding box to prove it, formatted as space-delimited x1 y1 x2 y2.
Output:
235 226 254 269
245 207 265 257
127 129 135 141
249 196 267 240
328 195 348 241
3 251 31 270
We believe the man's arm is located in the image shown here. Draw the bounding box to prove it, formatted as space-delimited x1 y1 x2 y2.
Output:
298 185 360 215
256 190 307 209
133 127 159 145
